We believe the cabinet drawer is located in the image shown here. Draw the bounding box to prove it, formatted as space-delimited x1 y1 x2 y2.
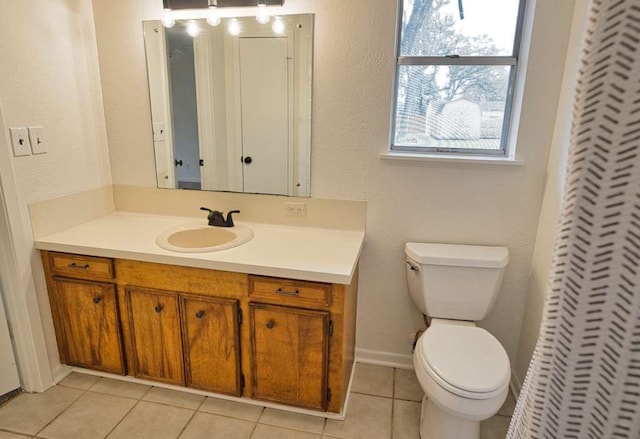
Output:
48 252 114 280
249 276 331 308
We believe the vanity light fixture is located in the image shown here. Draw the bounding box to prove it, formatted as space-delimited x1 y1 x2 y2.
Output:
256 0 270 24
161 0 284 31
206 0 221 26
161 8 176 27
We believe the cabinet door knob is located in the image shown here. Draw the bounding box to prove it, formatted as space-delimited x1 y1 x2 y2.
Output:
154 304 164 313
92 296 102 304
266 320 275 329
195 310 205 319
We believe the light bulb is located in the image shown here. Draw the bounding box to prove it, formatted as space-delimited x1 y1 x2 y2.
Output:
228 19 241 36
161 9 175 28
186 20 200 37
206 6 220 26
256 4 270 24
272 16 285 35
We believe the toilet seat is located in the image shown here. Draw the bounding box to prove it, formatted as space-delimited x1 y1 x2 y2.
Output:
416 324 510 400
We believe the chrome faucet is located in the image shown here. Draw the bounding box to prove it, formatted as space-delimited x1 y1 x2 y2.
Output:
200 207 240 227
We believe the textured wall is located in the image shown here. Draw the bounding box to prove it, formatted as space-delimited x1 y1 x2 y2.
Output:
93 0 576 365
0 0 111 203
0 0 112 381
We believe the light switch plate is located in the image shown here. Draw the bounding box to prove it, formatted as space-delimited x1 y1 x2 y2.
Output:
28 126 46 154
9 128 31 157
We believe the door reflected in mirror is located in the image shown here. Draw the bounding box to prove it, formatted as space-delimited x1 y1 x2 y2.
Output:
143 14 313 196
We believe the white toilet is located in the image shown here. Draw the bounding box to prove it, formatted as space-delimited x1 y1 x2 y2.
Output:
405 242 511 439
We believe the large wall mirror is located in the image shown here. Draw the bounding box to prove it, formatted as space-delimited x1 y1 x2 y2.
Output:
143 14 313 196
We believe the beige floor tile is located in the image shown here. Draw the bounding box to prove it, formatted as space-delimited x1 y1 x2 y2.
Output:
143 387 205 410
58 373 100 390
481 415 511 439
0 431 31 438
0 386 83 435
89 378 151 399
38 391 136 439
350 364 394 398
107 401 193 439
259 408 325 434
392 399 420 439
199 397 263 422
179 412 255 439
252 424 320 439
324 393 392 439
498 392 517 417
393 369 423 402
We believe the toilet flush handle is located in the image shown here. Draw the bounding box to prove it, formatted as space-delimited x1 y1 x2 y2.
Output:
406 261 419 271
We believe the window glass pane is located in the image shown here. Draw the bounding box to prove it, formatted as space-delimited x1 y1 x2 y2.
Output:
394 65 512 151
400 0 521 57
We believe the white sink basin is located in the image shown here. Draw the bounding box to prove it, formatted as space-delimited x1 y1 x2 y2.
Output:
156 223 253 253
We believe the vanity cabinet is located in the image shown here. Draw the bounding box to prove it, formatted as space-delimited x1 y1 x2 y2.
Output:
41 251 358 415
125 287 184 385
250 303 329 410
181 295 242 396
43 254 125 375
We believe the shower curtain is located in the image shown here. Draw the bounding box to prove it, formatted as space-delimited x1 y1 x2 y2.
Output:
507 1 640 438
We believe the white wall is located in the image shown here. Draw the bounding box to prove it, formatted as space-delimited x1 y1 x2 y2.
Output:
513 0 591 389
0 0 112 388
93 0 576 366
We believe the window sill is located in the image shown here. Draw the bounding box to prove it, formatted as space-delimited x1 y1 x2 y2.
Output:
380 152 524 166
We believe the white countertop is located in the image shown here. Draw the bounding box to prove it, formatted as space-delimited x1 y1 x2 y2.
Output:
34 212 365 284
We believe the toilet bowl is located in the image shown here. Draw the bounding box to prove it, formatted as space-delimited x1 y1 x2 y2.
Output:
404 242 511 439
413 319 510 439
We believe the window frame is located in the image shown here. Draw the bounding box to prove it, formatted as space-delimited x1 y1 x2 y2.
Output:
389 0 528 158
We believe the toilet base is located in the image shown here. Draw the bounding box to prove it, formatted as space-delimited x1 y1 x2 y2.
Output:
420 395 480 439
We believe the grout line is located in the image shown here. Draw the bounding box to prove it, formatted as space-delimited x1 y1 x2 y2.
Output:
33 385 87 437
174 405 200 438
102 398 143 438
174 395 209 438
247 406 265 438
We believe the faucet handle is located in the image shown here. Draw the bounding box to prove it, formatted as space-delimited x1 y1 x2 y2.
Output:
225 210 240 227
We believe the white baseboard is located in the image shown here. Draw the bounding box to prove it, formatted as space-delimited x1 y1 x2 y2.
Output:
355 348 414 369
51 364 72 385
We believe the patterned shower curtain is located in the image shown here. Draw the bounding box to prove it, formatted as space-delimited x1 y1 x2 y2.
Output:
507 1 640 438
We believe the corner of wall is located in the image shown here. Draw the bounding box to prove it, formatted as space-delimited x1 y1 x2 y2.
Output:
29 185 115 239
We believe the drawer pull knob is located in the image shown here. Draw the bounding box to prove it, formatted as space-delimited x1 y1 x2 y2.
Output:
195 310 205 319
92 296 102 304
276 288 299 297
266 320 275 329
68 262 90 270
154 304 164 313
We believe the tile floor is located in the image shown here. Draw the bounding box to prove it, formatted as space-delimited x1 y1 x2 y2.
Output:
0 364 515 439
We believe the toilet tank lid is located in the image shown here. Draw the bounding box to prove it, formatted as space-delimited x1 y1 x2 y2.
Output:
405 243 509 268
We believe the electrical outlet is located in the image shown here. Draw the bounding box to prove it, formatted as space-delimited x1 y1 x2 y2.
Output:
284 202 306 217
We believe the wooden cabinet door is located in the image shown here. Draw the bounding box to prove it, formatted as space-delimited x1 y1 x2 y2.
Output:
54 277 124 374
181 296 241 395
126 287 184 385
250 304 329 410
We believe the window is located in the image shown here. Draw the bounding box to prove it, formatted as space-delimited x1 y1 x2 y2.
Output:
391 0 526 157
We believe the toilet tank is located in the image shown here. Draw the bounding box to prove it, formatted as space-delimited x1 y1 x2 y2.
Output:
405 243 509 321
